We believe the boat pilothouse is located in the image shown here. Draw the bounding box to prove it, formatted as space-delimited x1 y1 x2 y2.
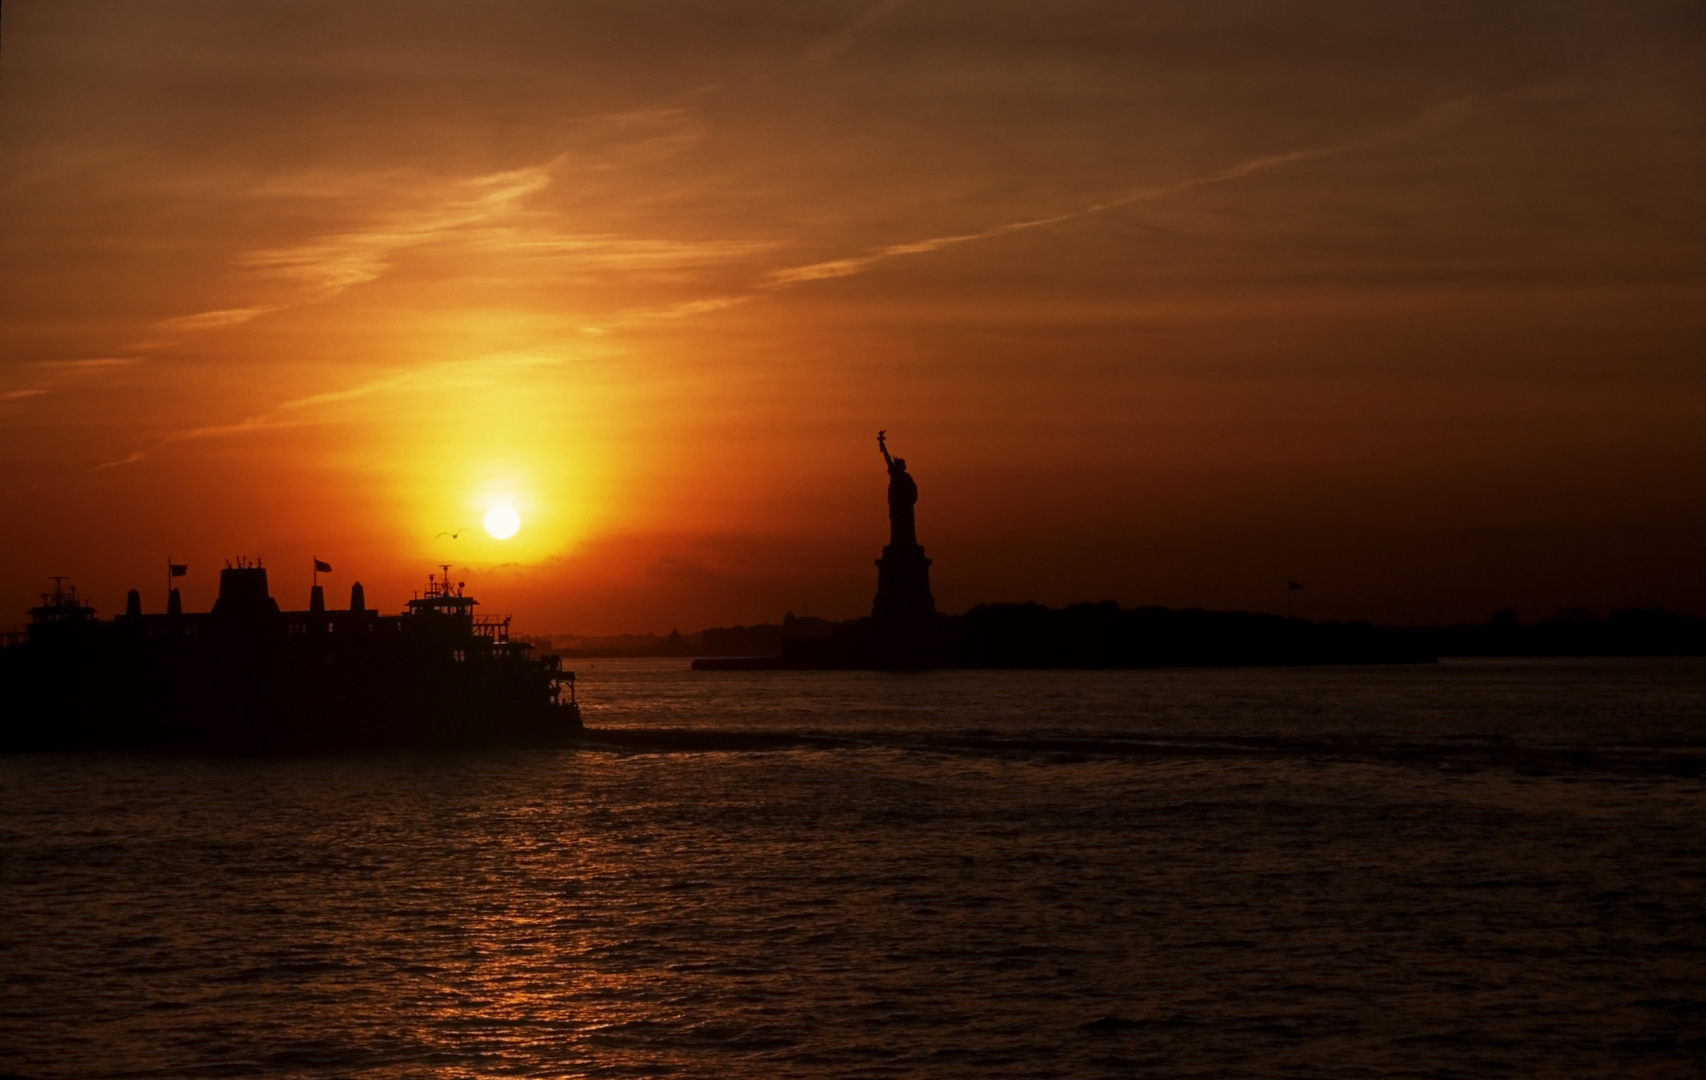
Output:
29 577 97 629
403 566 485 654
407 566 480 619
4 577 100 649
406 566 519 650
1 561 581 751
400 564 577 709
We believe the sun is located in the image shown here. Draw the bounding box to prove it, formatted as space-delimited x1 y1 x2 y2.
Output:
483 504 521 539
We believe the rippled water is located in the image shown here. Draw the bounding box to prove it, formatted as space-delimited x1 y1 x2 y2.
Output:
3 659 1704 1078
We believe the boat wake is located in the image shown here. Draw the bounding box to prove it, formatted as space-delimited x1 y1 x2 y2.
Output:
572 727 1706 777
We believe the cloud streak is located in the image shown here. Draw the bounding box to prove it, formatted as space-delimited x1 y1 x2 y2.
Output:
34 358 142 372
93 376 411 470
155 307 283 332
91 352 574 470
757 103 1474 293
145 154 775 341
1 358 143 407
103 100 1476 467
239 164 557 297
806 0 913 62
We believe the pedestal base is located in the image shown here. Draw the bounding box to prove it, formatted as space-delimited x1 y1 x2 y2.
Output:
872 543 936 624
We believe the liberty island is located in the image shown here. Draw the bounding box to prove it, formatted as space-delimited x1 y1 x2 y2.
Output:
695 432 1434 670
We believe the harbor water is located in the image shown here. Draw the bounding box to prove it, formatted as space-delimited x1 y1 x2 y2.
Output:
3 658 1704 1078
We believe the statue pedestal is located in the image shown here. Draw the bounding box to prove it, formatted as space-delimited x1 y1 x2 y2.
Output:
872 543 936 624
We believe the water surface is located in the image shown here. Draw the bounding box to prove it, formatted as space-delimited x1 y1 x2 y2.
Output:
3 659 1703 1078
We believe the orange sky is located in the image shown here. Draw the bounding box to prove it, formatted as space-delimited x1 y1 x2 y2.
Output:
2 1 1703 634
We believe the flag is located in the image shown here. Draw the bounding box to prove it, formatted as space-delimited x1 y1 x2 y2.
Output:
314 559 332 573
1287 580 1304 590
169 563 188 577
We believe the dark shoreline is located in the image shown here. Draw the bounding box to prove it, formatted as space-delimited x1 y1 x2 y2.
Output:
686 601 1706 671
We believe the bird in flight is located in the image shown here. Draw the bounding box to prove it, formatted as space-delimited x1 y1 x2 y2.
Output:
436 527 470 539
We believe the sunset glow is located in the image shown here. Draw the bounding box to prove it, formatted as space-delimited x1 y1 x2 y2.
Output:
1 2 1702 634
484 505 521 541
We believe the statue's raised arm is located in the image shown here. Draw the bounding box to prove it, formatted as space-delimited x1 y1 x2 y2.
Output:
878 429 894 469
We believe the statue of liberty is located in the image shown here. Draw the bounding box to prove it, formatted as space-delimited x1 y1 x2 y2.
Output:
871 430 935 622
877 429 919 549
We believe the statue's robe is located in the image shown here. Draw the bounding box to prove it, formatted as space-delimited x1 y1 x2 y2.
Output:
887 466 918 548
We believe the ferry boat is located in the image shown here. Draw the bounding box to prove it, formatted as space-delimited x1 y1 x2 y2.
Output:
0 563 580 752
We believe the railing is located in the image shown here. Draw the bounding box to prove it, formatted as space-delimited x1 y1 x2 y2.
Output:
472 614 513 643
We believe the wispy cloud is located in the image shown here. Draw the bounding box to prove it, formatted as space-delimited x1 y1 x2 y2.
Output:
102 101 1477 465
807 0 913 62
2 357 143 406
758 136 1435 292
755 101 1477 295
33 358 141 372
154 156 770 335
585 294 756 334
474 232 775 269
155 307 282 332
92 351 574 470
128 163 565 345
239 164 556 296
93 376 407 470
759 218 1073 288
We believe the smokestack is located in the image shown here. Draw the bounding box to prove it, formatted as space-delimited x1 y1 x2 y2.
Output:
167 588 182 616
349 582 366 612
126 589 142 617
309 584 325 613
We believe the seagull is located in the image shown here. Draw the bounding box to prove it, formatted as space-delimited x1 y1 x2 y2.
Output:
435 528 470 539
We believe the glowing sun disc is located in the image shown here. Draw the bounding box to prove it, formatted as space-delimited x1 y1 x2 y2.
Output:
483 504 521 539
